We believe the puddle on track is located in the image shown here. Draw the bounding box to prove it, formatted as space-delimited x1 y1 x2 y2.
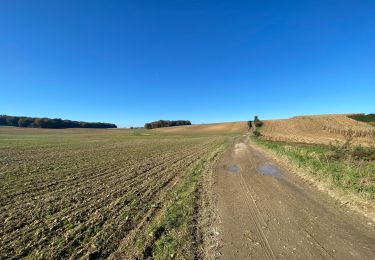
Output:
227 165 241 173
257 164 304 192
257 164 283 177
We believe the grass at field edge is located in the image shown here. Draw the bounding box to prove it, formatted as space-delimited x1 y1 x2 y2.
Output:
134 140 229 259
251 136 375 201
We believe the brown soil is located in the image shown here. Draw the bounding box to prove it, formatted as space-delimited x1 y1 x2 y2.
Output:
0 128 225 259
214 134 375 259
152 122 248 135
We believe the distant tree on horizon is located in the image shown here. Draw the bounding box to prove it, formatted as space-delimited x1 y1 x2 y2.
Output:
0 115 117 129
254 115 263 127
144 120 191 129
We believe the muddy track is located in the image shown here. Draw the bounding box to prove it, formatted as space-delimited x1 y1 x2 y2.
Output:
215 135 375 259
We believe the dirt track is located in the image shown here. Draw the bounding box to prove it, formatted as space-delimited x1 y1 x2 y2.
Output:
214 135 375 259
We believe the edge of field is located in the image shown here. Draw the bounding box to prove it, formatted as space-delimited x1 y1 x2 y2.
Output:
250 137 375 222
110 137 231 259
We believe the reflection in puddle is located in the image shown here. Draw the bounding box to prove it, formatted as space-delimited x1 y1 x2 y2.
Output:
257 164 282 177
227 165 241 173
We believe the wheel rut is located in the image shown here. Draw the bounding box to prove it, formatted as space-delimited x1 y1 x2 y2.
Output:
214 134 375 259
238 173 275 260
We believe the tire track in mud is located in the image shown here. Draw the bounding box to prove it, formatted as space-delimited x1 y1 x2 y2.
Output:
238 172 275 260
215 135 375 259
246 147 343 259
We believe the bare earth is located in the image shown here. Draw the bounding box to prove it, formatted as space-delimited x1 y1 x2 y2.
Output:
214 134 375 259
152 121 248 135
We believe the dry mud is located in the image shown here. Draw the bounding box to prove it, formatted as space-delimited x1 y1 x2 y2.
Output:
215 135 375 259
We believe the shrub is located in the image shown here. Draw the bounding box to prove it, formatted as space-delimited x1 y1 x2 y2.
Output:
253 130 262 137
254 116 263 127
351 146 375 161
327 131 375 162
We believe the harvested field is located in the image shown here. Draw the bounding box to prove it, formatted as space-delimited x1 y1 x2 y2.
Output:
260 114 375 146
0 126 234 259
151 121 248 135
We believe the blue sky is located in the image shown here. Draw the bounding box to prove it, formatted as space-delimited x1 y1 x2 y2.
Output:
1 1 374 127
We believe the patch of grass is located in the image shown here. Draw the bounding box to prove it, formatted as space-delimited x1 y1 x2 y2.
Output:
252 137 375 200
136 141 228 259
150 161 202 259
252 129 262 137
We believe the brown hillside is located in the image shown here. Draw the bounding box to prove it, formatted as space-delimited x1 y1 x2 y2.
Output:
260 114 375 145
152 121 248 135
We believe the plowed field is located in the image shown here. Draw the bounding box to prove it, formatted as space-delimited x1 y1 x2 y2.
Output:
152 121 248 135
0 127 231 259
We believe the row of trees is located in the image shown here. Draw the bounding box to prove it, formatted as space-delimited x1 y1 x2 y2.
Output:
0 115 117 129
144 120 191 129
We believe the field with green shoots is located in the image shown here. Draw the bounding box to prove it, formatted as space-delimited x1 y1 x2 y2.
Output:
0 126 233 259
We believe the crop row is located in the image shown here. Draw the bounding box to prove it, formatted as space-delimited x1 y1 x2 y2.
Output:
0 134 224 259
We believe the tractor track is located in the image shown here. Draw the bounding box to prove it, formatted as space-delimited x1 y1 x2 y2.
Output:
215 134 375 259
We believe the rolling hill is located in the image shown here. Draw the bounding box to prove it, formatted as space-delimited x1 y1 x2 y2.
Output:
260 114 375 145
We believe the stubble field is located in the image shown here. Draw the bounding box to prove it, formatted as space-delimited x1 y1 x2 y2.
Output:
0 126 233 259
260 114 375 146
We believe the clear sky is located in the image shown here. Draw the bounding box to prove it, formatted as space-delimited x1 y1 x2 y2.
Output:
1 1 374 127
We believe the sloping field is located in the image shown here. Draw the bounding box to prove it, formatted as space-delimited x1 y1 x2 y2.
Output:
0 127 230 259
260 114 375 145
151 121 248 135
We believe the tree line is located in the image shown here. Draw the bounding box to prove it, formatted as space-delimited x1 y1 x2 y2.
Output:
348 114 375 125
0 115 117 129
144 120 191 129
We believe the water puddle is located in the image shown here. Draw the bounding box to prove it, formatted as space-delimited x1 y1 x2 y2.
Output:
256 164 283 177
227 165 241 173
